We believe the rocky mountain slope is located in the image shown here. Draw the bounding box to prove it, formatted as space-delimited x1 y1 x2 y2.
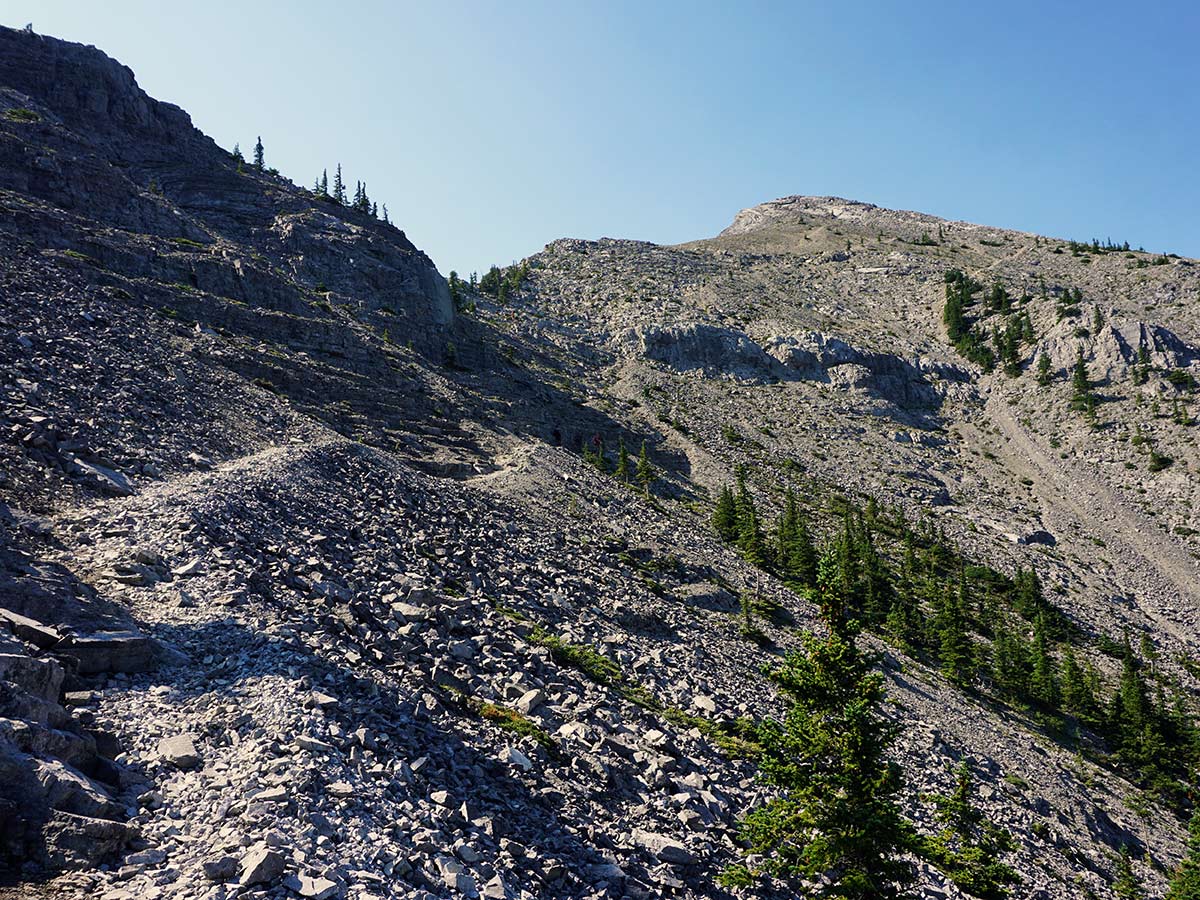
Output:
2 26 1199 900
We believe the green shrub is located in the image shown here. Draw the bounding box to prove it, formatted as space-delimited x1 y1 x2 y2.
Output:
4 107 40 123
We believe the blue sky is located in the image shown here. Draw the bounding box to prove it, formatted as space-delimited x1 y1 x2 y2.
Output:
3 1 1197 275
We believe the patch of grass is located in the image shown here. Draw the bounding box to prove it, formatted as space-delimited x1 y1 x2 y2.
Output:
494 603 529 622
529 625 622 686
4 107 40 123
1148 450 1173 472
527 624 759 758
477 701 557 751
169 236 206 250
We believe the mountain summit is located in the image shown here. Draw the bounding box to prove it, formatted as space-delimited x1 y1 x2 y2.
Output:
2 27 1200 900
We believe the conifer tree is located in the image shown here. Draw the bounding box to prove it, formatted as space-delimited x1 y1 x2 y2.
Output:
232 142 243 163
774 488 816 585
1112 846 1145 900
1110 641 1151 766
792 519 818 586
1071 348 1093 412
333 164 346 204
712 485 738 542
614 438 631 483
1036 353 1052 386
635 440 654 496
320 168 329 197
992 619 1032 701
1165 808 1200 900
923 762 1019 899
253 136 264 170
835 513 863 616
937 571 974 687
382 204 390 224
738 550 916 897
1059 646 1097 722
737 487 768 568
1028 614 1060 709
885 583 923 652
860 528 895 628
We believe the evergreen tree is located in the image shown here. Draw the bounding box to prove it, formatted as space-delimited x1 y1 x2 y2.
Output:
253 136 264 170
614 438 631 483
1036 353 1052 386
232 142 243 163
792 520 818 586
712 485 739 542
888 580 921 652
635 440 654 496
835 513 863 617
774 488 817 585
739 551 916 897
333 164 346 204
937 571 974 687
1112 846 1145 900
922 762 1020 899
382 203 390 224
1020 311 1035 343
1071 348 1094 412
581 436 606 472
1059 646 1096 722
1028 614 1060 709
736 482 768 568
1110 641 1154 768
1166 808 1200 900
860 528 894 628
319 168 329 197
992 619 1032 701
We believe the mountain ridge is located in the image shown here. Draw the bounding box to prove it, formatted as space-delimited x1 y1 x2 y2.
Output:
2 27 1199 900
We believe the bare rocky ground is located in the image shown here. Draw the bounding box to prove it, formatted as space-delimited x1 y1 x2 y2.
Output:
2 26 1199 900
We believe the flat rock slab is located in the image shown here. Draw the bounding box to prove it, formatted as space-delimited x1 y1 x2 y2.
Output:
0 607 62 649
54 630 156 674
284 873 340 899
240 846 285 885
632 829 696 866
157 734 200 769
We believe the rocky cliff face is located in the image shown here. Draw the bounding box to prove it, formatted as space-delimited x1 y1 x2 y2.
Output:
0 27 451 330
3 26 1200 900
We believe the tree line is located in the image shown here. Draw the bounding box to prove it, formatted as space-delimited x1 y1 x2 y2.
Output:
711 471 1200 813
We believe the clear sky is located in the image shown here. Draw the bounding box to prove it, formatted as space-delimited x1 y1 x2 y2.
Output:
3 1 1198 276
